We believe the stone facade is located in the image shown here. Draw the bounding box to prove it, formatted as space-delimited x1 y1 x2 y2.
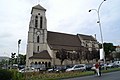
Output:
26 4 100 68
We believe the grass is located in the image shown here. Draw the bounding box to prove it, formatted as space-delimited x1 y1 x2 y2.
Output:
25 71 94 80
102 67 120 73
24 67 120 80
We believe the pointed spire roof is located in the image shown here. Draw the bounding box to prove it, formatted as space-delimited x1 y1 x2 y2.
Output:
31 4 46 13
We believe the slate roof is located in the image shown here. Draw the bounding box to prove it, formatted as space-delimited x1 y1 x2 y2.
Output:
29 50 51 59
47 31 81 50
77 34 97 41
31 4 46 13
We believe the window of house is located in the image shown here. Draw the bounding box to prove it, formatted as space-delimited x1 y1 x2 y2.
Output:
35 15 38 28
40 16 43 28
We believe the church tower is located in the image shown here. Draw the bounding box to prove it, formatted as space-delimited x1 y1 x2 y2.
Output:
26 4 47 67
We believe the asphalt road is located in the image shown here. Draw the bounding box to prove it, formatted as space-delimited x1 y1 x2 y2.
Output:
62 71 120 80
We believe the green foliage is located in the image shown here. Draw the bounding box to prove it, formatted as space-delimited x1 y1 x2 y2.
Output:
114 52 120 60
103 43 115 58
9 54 26 65
10 70 25 80
0 69 12 80
0 69 25 80
19 54 26 65
25 68 120 80
25 71 94 80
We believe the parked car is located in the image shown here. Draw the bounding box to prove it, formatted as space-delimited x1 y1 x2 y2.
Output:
66 64 86 72
100 63 108 70
85 64 93 71
18 65 25 70
19 67 36 73
47 68 58 72
114 61 120 66
107 63 119 68
91 64 96 70
47 65 71 73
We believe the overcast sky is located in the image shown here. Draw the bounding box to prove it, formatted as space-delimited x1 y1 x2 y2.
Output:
0 0 120 57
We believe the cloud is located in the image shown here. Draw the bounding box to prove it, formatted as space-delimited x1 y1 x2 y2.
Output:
0 0 120 57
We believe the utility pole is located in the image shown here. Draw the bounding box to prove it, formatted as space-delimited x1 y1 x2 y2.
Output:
89 0 106 63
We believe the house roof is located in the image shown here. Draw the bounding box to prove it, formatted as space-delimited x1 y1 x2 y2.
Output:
77 34 96 41
29 50 51 59
115 46 120 48
47 31 81 50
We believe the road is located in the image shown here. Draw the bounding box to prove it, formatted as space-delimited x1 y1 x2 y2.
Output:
62 71 120 80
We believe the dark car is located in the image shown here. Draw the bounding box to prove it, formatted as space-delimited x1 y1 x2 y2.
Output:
85 64 93 71
47 65 73 73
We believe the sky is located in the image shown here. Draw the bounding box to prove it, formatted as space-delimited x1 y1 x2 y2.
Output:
0 0 120 57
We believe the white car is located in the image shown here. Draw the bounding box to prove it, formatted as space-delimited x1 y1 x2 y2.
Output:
114 61 120 66
66 64 86 72
19 67 36 73
107 63 119 68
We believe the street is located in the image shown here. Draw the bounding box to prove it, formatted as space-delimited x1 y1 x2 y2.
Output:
62 71 120 80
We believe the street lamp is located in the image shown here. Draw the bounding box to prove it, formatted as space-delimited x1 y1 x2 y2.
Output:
89 0 106 63
18 39 21 66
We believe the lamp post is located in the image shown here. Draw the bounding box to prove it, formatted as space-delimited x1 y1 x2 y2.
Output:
18 39 21 66
89 0 106 63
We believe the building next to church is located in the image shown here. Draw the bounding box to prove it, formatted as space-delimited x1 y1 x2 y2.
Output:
26 4 99 68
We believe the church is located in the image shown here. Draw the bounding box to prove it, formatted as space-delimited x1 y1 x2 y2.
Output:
26 4 99 68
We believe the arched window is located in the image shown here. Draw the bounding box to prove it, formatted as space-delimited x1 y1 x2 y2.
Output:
35 15 38 28
37 36 39 43
38 62 41 64
35 62 37 65
48 62 51 67
45 62 47 68
42 62 44 64
40 16 43 28
37 46 39 52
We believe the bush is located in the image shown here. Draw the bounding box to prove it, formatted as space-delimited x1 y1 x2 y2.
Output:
10 69 25 80
0 69 25 80
0 69 12 80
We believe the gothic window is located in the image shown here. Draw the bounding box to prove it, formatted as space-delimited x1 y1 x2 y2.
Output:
40 34 43 43
40 16 43 28
35 15 38 28
37 36 39 43
37 46 39 52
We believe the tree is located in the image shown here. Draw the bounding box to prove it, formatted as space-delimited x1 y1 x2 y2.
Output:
103 43 115 59
92 49 100 60
69 53 75 64
11 53 16 65
76 50 83 63
19 54 26 65
56 49 67 65
113 52 120 60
